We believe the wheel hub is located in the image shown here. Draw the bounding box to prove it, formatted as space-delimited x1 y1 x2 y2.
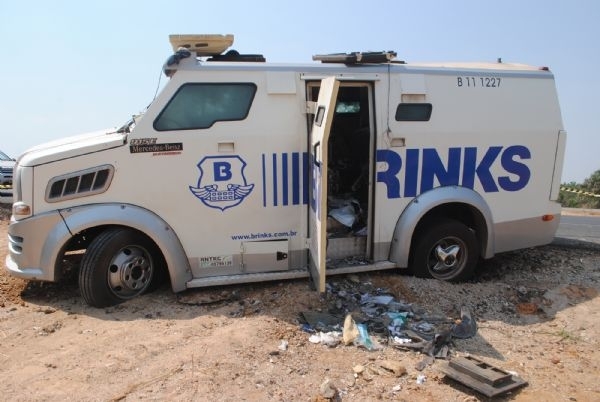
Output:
432 244 461 271
108 246 152 298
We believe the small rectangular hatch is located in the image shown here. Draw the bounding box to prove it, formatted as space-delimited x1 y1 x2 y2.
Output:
242 239 289 273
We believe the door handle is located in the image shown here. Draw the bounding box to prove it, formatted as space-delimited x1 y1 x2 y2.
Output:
313 141 321 167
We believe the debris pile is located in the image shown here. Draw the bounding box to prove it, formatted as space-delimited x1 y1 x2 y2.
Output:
300 277 478 367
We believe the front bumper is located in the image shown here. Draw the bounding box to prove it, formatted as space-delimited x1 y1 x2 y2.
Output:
5 210 70 282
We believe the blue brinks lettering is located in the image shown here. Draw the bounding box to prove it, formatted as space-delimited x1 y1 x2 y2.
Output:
498 145 531 191
375 145 532 198
376 149 402 199
420 148 461 193
475 146 502 193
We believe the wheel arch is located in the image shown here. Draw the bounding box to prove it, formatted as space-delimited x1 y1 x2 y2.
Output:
389 186 494 267
58 203 192 292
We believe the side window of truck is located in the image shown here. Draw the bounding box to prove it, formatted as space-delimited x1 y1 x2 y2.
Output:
395 103 432 121
153 83 257 131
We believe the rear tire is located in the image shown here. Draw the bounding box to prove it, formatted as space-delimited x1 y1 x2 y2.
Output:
410 219 479 282
79 228 159 307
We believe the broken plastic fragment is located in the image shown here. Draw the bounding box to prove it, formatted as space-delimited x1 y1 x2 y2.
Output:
355 323 382 350
451 307 477 339
308 331 342 347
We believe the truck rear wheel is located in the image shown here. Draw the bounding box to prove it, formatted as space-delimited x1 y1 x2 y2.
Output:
79 228 158 307
410 219 479 282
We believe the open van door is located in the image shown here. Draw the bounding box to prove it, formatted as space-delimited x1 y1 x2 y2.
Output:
309 77 340 293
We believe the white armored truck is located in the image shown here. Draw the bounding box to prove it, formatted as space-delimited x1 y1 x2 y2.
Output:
6 35 566 307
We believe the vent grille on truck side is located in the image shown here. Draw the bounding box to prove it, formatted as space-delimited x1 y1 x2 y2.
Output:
46 165 114 202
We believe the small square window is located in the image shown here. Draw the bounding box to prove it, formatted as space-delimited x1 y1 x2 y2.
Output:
395 103 432 121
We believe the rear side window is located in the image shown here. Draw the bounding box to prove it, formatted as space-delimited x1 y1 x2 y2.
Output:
395 103 432 121
154 83 257 131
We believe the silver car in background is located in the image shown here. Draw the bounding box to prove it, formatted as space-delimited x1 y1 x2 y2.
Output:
0 150 15 203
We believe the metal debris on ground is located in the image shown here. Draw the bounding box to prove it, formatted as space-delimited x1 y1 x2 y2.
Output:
438 356 528 397
299 277 478 360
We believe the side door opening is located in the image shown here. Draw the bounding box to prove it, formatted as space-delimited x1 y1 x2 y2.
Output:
307 79 375 291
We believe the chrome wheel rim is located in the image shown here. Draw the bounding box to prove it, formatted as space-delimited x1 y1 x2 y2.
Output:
427 236 467 279
107 245 153 299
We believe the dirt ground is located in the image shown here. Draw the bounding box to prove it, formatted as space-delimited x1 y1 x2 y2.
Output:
1 205 599 401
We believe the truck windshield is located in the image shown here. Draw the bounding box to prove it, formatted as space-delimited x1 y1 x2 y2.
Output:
0 150 12 161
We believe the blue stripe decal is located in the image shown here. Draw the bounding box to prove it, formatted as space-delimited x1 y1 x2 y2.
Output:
292 152 300 205
282 153 289 206
272 153 278 206
262 153 267 207
302 152 309 205
261 152 309 207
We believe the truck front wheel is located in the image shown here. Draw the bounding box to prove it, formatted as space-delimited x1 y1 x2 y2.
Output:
79 228 158 307
410 219 479 282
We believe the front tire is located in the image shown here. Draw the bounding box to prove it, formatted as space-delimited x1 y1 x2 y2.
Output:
410 219 479 282
79 228 158 307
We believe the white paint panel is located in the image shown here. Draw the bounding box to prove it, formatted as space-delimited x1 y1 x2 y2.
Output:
267 72 297 94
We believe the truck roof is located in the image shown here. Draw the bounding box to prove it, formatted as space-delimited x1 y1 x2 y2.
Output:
164 35 552 77
166 56 553 80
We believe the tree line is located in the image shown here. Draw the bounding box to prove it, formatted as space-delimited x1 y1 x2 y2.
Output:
559 169 600 209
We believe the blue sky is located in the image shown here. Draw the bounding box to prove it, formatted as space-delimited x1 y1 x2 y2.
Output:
1 0 598 183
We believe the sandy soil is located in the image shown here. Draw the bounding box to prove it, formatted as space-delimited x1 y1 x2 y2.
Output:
1 205 599 401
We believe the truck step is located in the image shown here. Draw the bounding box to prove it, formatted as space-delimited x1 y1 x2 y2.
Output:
186 269 310 288
185 261 398 289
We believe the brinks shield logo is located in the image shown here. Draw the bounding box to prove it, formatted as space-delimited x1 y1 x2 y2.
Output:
190 155 254 211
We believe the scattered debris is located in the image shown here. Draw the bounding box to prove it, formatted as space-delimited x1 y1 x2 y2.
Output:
308 331 341 347
439 356 528 397
326 197 365 238
342 314 359 345
300 277 478 361
451 307 477 339
300 311 340 332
